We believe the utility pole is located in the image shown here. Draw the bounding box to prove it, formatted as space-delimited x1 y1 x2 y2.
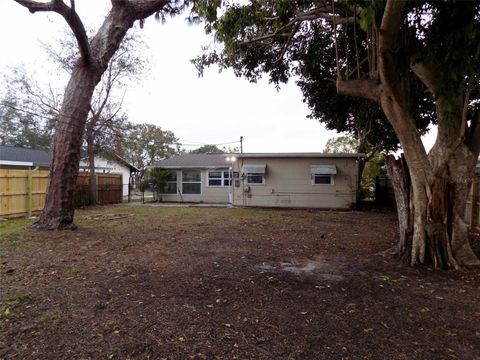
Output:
240 136 243 153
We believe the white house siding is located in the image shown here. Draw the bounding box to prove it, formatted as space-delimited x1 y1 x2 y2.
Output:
231 157 358 209
78 156 131 197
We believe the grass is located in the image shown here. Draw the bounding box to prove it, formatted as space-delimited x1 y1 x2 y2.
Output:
0 218 35 242
0 307 12 320
0 292 33 328
64 266 85 279
39 313 58 324
6 292 32 307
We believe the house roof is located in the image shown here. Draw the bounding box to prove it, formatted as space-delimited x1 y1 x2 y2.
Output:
238 153 365 158
1 145 139 172
0 145 51 166
80 151 140 173
152 153 235 169
152 152 364 169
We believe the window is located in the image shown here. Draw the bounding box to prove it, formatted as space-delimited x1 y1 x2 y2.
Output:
311 164 336 186
164 171 177 194
313 175 333 185
242 164 266 185
246 173 264 184
223 171 232 186
182 170 201 194
208 169 232 187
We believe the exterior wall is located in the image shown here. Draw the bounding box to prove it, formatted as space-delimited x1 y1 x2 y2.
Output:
231 157 359 209
159 169 230 203
79 156 131 197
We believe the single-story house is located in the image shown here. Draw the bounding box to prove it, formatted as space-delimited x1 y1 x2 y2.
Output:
0 145 139 197
151 152 364 209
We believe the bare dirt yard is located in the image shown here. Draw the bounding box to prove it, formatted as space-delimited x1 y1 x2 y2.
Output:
1 205 479 359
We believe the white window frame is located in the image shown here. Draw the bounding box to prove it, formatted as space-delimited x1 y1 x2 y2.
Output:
182 170 202 195
245 173 265 185
207 168 231 187
312 174 334 186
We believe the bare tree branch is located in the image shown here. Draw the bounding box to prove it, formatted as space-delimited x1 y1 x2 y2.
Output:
14 0 92 65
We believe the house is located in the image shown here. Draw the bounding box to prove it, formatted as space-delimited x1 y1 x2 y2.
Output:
0 146 139 197
0 145 51 169
151 152 364 209
78 152 140 197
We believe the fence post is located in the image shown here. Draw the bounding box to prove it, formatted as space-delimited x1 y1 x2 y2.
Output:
470 175 479 230
26 169 33 217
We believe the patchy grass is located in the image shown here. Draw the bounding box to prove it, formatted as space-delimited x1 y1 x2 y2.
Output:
6 292 32 307
0 307 12 320
0 218 35 246
39 313 59 324
0 292 32 328
0 205 479 359
63 266 85 279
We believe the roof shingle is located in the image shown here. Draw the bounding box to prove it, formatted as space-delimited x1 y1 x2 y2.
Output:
0 145 51 165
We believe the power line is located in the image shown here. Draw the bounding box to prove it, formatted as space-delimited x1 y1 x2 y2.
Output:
1 103 243 149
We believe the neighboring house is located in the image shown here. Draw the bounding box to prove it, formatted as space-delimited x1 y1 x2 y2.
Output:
0 145 51 169
152 152 364 209
79 152 140 197
0 146 139 197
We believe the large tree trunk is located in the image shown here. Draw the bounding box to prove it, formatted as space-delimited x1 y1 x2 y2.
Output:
386 154 412 260
32 5 137 230
387 150 479 269
338 0 480 268
33 65 99 230
86 123 97 206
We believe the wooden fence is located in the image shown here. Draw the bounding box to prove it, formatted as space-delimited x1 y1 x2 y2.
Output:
75 172 123 207
0 169 122 218
0 168 50 217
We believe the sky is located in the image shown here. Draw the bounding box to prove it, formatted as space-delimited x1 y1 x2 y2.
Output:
0 1 436 153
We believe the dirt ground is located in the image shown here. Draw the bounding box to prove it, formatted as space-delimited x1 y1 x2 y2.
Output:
1 205 479 360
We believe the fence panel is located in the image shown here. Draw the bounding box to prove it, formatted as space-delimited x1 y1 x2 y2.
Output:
74 173 91 208
0 169 123 217
97 174 122 204
0 169 49 217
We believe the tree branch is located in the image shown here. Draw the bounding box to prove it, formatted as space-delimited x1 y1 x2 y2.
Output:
411 61 442 95
337 79 381 103
126 0 170 20
378 0 407 99
14 0 92 65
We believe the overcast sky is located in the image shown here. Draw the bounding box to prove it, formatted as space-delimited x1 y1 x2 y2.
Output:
0 1 436 153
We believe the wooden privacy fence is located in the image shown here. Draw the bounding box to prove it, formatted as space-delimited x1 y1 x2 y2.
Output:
0 169 122 218
0 169 49 217
75 172 123 207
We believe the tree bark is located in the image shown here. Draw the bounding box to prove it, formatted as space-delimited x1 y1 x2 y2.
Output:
33 65 99 230
29 2 167 230
337 0 480 268
86 123 97 206
386 155 412 261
